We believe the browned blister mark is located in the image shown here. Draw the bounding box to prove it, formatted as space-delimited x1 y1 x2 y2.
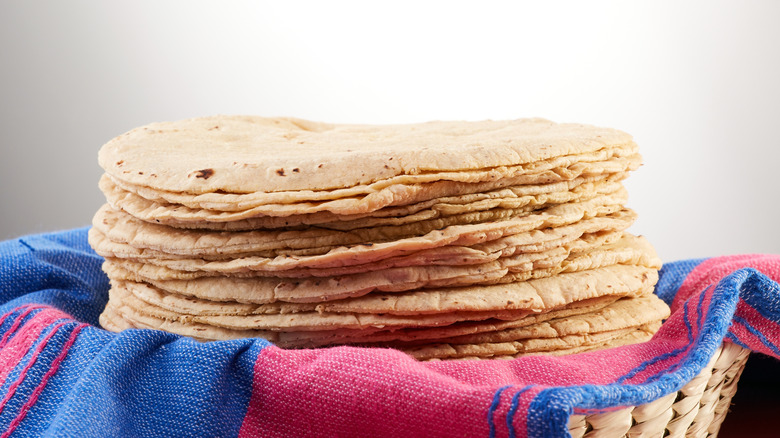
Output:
194 169 214 179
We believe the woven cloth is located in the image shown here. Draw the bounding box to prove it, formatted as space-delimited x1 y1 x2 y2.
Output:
0 229 778 438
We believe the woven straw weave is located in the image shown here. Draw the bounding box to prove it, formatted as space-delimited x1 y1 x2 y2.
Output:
568 342 750 438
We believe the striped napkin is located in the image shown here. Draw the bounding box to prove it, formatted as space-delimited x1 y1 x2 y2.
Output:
0 228 777 437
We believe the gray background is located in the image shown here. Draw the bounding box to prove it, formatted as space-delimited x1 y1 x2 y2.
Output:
1 0 779 262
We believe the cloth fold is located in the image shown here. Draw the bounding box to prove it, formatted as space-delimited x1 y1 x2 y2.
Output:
0 228 778 437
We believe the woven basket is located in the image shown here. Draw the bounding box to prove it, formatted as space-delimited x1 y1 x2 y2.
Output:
567 342 750 438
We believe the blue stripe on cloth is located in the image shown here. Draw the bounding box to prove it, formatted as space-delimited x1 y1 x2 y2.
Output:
17 239 34 252
0 228 108 325
614 302 694 385
526 268 751 438
0 229 273 437
642 287 715 385
732 315 780 356
40 329 269 437
507 386 534 438
654 258 708 305
725 333 751 350
696 285 709 329
737 269 780 322
488 385 512 438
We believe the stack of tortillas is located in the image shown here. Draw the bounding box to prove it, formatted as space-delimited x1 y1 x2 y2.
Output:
90 116 669 361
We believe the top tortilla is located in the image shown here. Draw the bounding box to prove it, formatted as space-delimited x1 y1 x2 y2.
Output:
99 116 636 194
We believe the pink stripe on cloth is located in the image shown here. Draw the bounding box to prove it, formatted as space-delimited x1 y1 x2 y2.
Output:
237 256 780 437
502 385 543 438
673 254 780 312
731 301 780 355
0 306 67 387
237 304 701 438
0 320 68 418
0 311 26 348
239 345 500 437
729 321 766 352
1 323 85 438
0 306 45 351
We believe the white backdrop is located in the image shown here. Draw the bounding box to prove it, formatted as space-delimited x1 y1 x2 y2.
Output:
1 1 778 261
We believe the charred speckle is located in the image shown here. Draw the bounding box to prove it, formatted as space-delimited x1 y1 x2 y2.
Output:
138 171 144 175
116 160 124 166
208 125 220 130
314 281 321 286
388 157 393 161
317 164 324 168
381 297 388 301
195 168 214 179
384 165 390 169
276 168 285 176
298 141 305 145
507 300 514 305
362 243 374 247
151 174 157 177
292 168 300 173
